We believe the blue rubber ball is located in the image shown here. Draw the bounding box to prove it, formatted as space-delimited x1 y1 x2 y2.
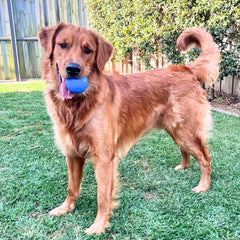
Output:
65 77 88 94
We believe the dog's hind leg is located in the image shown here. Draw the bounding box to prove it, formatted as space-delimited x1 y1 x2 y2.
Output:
165 130 190 171
188 139 211 193
49 156 85 216
166 124 211 192
176 132 211 193
174 149 190 170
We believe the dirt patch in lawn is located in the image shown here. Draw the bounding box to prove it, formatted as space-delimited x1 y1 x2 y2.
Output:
207 92 240 117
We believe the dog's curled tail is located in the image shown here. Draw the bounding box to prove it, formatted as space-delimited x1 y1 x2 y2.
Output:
177 27 221 84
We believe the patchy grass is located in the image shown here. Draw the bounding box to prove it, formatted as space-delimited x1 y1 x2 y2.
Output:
0 81 239 239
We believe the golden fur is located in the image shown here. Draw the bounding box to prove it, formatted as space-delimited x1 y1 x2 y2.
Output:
38 23 220 234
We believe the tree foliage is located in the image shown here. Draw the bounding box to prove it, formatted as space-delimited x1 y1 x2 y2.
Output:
86 0 240 78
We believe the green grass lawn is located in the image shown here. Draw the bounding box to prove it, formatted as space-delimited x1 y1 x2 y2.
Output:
0 81 239 240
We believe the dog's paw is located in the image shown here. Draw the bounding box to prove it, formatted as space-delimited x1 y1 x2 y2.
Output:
174 164 188 170
85 224 105 235
85 221 109 235
192 184 209 193
174 164 184 170
49 202 75 216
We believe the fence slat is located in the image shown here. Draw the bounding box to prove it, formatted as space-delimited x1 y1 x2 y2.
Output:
55 0 60 22
0 0 11 79
0 43 4 79
7 41 15 79
66 0 72 23
42 0 48 26
78 0 82 26
7 0 21 81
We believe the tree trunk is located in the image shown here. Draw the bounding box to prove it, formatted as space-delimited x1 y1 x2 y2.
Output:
231 74 235 95
211 84 215 99
112 60 116 72
125 55 129 73
156 44 159 68
129 52 133 73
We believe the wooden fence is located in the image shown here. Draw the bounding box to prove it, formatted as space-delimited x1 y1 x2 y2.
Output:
0 0 87 81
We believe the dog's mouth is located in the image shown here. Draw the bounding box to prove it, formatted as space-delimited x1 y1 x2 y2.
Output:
57 66 74 99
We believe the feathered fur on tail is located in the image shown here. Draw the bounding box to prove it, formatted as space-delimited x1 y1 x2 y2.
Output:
177 27 221 84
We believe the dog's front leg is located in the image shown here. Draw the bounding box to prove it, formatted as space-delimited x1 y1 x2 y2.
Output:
49 156 85 216
85 157 113 235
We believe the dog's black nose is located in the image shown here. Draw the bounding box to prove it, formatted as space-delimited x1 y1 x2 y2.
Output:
66 62 81 77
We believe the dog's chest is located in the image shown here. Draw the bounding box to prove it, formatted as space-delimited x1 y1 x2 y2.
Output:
53 123 73 155
53 121 92 158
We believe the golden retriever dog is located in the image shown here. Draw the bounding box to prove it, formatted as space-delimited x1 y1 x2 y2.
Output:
38 23 220 234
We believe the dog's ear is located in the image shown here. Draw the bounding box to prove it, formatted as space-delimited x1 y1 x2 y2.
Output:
38 23 66 60
90 30 113 72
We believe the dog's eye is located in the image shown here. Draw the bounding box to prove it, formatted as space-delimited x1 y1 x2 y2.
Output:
59 43 67 49
84 47 92 54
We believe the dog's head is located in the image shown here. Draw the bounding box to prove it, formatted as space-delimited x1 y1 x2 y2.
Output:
38 23 113 99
